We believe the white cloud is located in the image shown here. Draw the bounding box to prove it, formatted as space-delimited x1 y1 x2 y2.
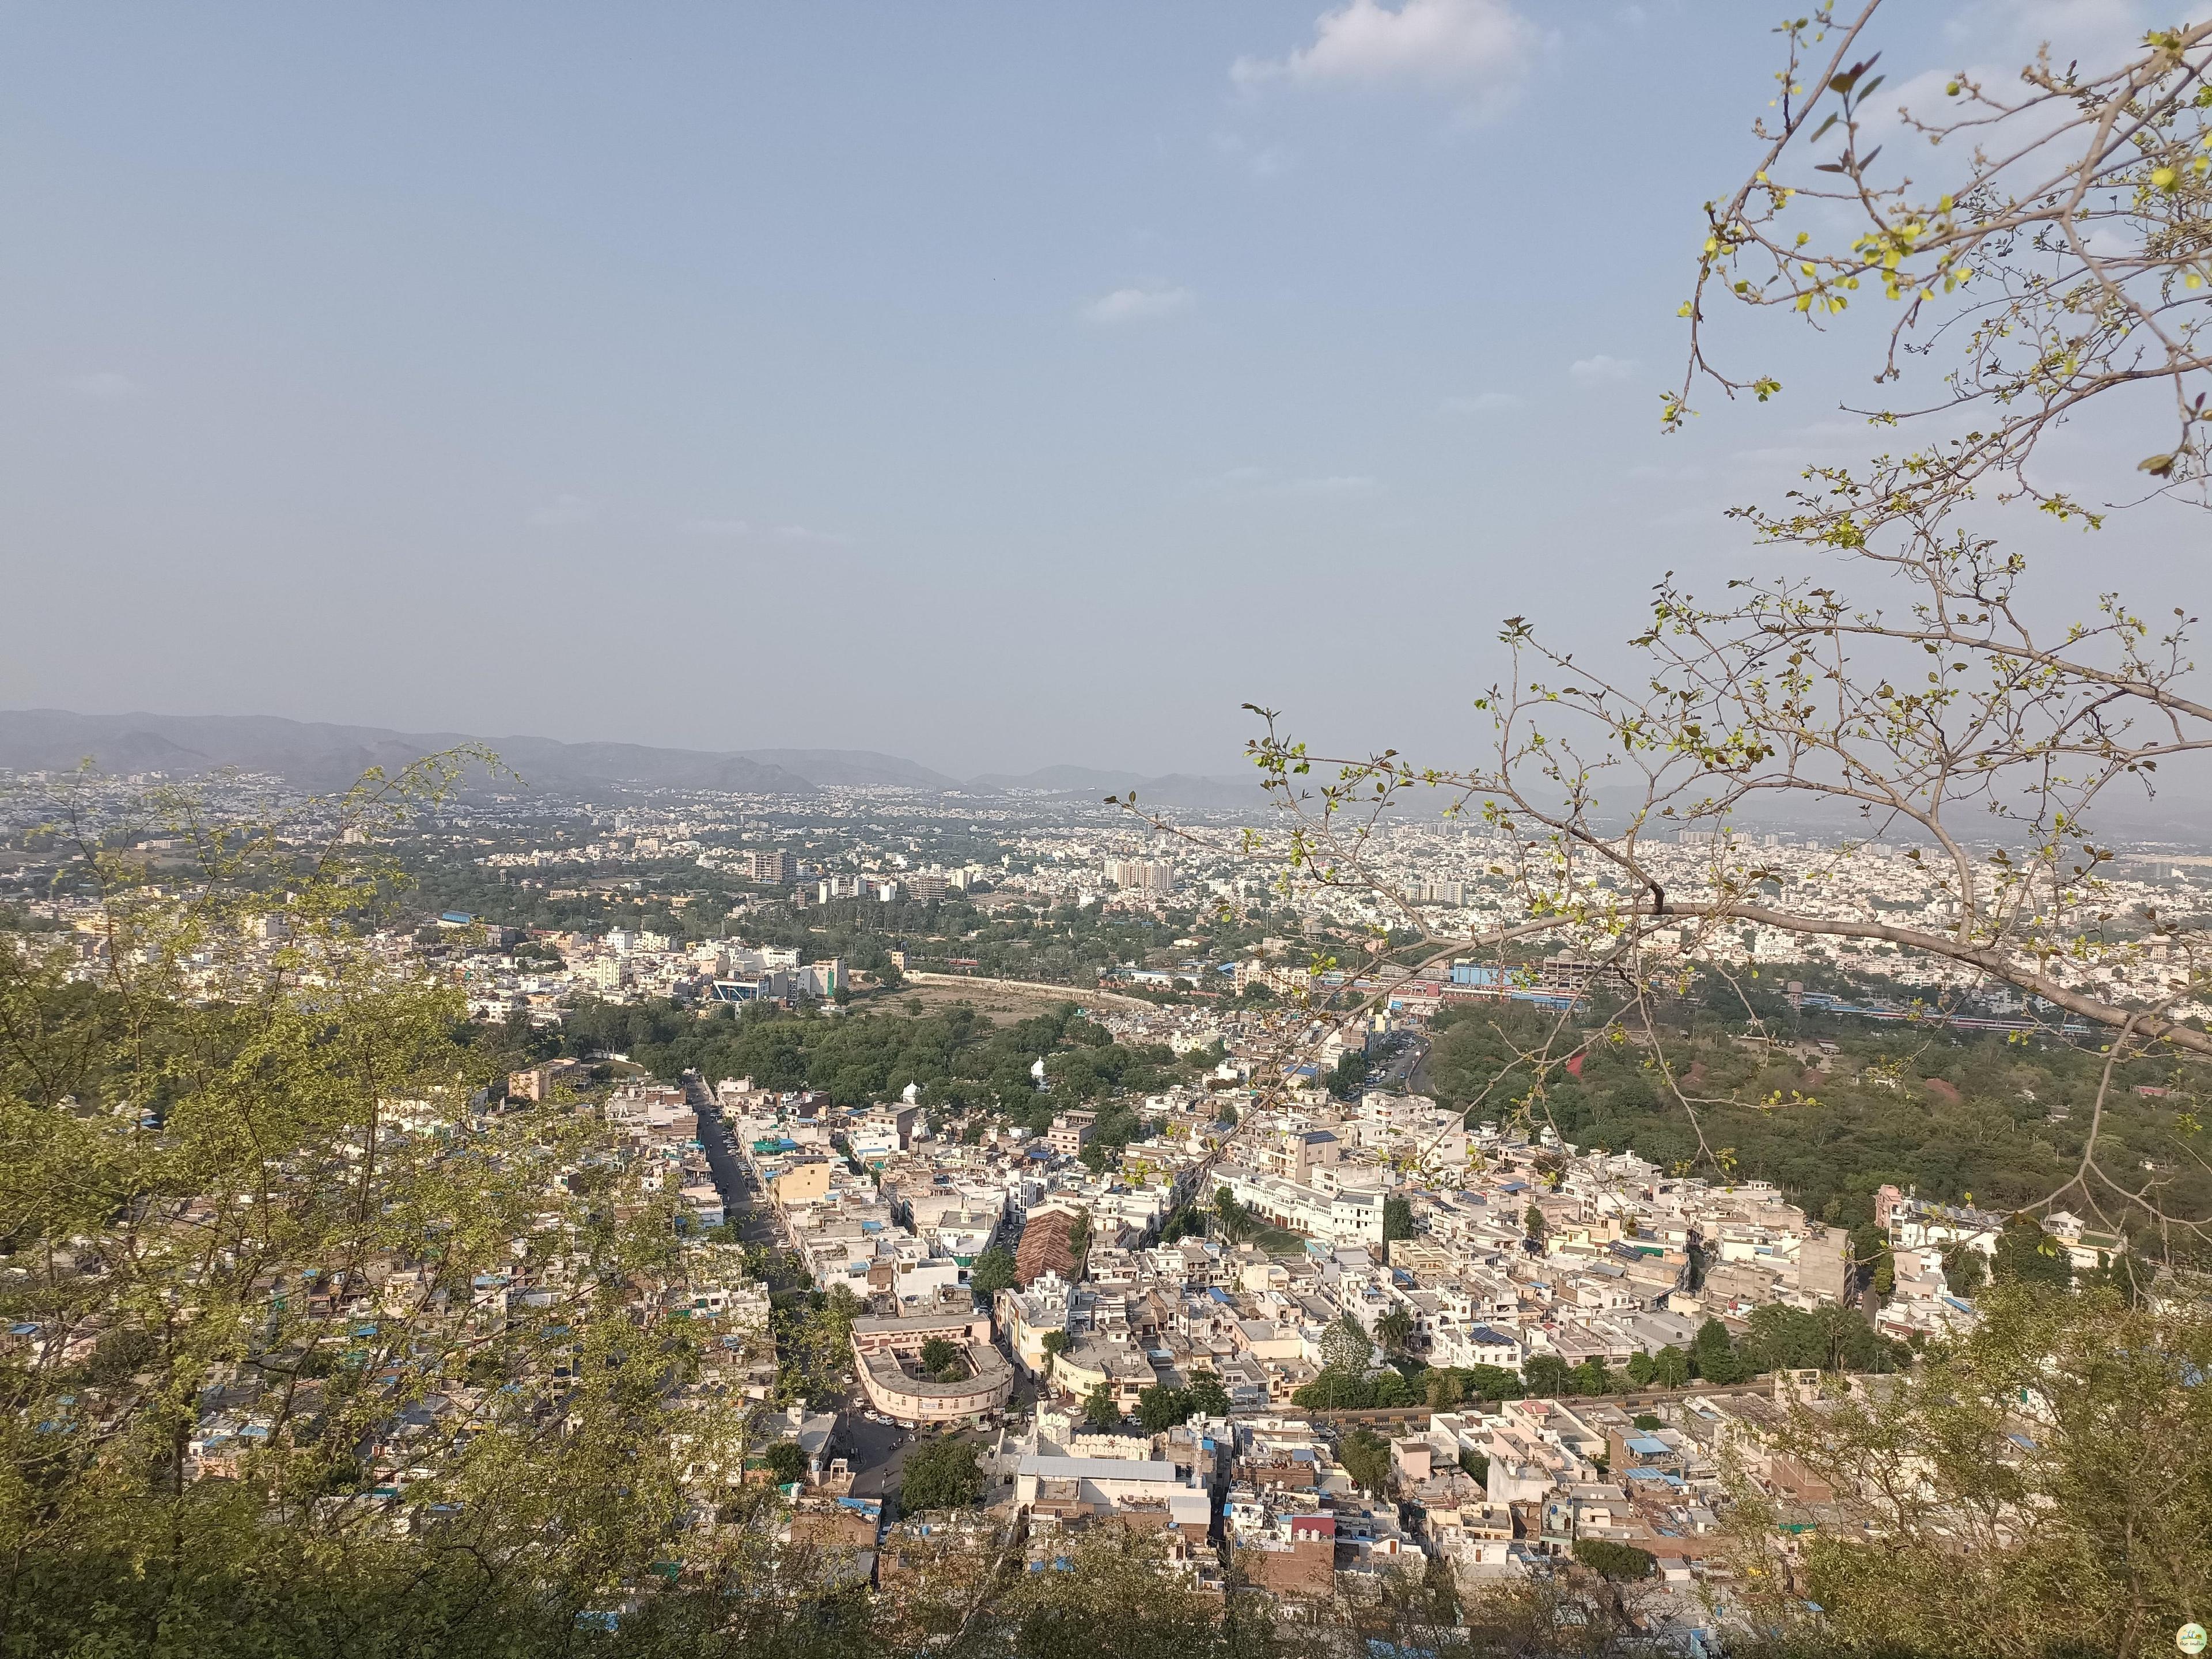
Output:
531 493 594 527
1083 285 1194 324
681 517 849 547
1569 354 1637 382
1441 391 1521 413
60 370 142 402
1232 0 1540 118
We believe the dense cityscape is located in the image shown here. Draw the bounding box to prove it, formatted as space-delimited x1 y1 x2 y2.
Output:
3 754 2205 1653
9 2 2212 1655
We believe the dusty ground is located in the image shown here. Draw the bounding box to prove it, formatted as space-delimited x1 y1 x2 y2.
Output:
858 974 1098 1027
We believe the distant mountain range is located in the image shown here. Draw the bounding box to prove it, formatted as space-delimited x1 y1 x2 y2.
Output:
8 709 2202 838
0 709 1265 808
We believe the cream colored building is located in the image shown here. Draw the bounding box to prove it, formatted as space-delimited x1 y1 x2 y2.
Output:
850 1309 1013 1425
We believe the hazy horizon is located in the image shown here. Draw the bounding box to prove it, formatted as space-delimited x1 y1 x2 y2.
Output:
7 1 2207 778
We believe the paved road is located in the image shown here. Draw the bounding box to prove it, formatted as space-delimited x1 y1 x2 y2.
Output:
844 1420 994 1517
683 1070 789 1251
1370 1032 1430 1092
842 1414 917 1499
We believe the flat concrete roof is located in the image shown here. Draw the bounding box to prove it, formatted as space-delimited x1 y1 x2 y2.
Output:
1016 1455 1182 1482
851 1310 983 1334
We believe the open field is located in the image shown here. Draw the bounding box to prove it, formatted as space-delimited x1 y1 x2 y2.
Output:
873 971 1153 1027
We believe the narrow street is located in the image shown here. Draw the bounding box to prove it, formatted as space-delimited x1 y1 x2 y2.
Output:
683 1069 789 1252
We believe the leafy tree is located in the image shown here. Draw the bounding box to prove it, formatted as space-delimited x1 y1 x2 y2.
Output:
1740 1303 1899 1377
1040 1329 1071 1360
1573 1539 1656 1582
1292 1368 1373 1412
1338 1427 1393 1496
2078 1238 2162 1307
1942 1243 1990 1300
1523 1203 1547 1240
1570 1358 1615 1397
1458 1449 1489 1486
1135 1384 1192 1434
1732 1286 2212 1658
918 1336 960 1377
1994 1214 2073 1291
1374 1305 1414 1355
763 1439 807 1487
1456 1363 1524 1403
1081 1382 1122 1431
1381 1194 1415 1243
779 1281 865 1404
968 1245 1017 1300
1319 1313 1372 1374
1184 1371 1230 1418
1850 1223 1894 1302
0 757 752 1656
1369 1368 1414 1408
1330 1051 1368 1099
1626 1350 1655 1387
899 1433 982 1514
1523 1355 1573 1399
1692 1319 1743 1385
1210 1187 1255 1245
1652 1345 1691 1389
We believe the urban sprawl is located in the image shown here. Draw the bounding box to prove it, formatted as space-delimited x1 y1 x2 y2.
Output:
4 766 2205 1649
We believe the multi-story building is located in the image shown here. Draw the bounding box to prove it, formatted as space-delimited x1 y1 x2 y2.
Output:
1046 1111 1097 1156
850 1309 1013 1425
1103 858 1175 894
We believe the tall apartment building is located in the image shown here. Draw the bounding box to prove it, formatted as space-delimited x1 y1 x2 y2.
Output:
743 849 793 884
1103 858 1175 893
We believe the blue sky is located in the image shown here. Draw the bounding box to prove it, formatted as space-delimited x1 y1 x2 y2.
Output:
3 0 2199 777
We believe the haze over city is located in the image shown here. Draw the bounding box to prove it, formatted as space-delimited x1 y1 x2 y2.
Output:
9 7 2212 1656
6 0 2204 776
